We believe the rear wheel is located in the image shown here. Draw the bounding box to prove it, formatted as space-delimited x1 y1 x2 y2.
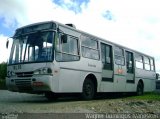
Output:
136 82 144 96
82 79 95 100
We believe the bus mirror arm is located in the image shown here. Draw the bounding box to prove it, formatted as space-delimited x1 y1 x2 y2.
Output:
156 73 159 80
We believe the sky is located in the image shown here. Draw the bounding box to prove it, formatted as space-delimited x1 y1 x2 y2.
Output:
0 0 160 73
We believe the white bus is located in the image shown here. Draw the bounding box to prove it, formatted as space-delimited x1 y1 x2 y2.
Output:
6 21 158 100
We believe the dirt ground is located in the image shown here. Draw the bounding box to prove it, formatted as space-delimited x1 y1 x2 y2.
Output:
0 90 160 114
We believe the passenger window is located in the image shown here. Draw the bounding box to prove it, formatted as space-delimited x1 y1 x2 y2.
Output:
81 35 99 60
81 37 98 49
56 33 80 61
114 47 124 56
101 43 113 70
150 58 155 71
144 56 150 70
126 51 134 73
114 46 125 65
135 55 143 69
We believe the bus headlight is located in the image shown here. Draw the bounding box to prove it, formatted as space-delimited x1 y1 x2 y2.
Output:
33 67 52 75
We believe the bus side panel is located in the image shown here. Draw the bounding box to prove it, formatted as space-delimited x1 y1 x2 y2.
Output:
58 58 102 93
59 68 81 92
100 82 114 92
126 83 136 92
135 68 156 92
58 62 81 92
80 71 102 93
78 58 102 93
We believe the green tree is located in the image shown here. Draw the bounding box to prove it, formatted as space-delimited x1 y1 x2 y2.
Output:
0 62 7 80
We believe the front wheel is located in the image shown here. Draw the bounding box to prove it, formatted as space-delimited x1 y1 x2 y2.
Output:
45 92 58 101
81 79 95 100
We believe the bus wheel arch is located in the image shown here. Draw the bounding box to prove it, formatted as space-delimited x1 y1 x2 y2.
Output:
136 79 144 96
81 74 97 100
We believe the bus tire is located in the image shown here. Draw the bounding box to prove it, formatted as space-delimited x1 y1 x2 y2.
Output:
45 92 58 101
82 79 95 100
136 81 144 96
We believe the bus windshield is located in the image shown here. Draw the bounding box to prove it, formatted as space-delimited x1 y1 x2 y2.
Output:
9 31 54 64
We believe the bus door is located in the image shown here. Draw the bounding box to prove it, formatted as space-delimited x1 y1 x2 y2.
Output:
125 51 135 91
114 46 126 92
100 43 114 92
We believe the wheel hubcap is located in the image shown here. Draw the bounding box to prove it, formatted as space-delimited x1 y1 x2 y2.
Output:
85 84 92 96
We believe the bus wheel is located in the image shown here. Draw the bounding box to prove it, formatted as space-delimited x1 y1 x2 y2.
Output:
45 92 58 101
82 79 95 100
136 82 143 96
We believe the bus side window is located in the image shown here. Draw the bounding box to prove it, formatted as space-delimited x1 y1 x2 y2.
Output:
150 58 155 71
56 33 79 61
114 46 125 65
126 51 134 73
135 54 143 69
81 35 99 60
101 43 112 70
144 56 150 70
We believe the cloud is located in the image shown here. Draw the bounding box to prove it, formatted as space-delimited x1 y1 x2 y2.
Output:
53 0 89 14
0 0 27 28
0 0 159 72
0 34 11 63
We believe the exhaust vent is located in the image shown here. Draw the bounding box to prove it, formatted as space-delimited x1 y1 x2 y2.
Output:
65 24 76 29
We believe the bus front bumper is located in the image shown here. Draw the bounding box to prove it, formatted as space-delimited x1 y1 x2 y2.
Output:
6 75 54 93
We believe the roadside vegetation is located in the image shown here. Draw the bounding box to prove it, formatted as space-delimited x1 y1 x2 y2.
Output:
95 92 160 101
126 92 160 101
0 62 7 89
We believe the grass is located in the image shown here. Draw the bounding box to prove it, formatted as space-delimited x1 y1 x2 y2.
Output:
0 79 6 89
126 92 160 101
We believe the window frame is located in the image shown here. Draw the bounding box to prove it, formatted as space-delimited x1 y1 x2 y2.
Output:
55 33 80 62
101 43 113 70
144 56 151 71
150 58 155 71
126 51 134 73
135 54 144 69
81 35 100 60
114 46 125 66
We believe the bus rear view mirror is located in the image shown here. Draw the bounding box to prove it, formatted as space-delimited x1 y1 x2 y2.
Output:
6 39 9 49
61 34 67 43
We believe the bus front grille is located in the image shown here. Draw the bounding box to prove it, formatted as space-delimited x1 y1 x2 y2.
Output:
15 79 32 91
16 72 33 77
